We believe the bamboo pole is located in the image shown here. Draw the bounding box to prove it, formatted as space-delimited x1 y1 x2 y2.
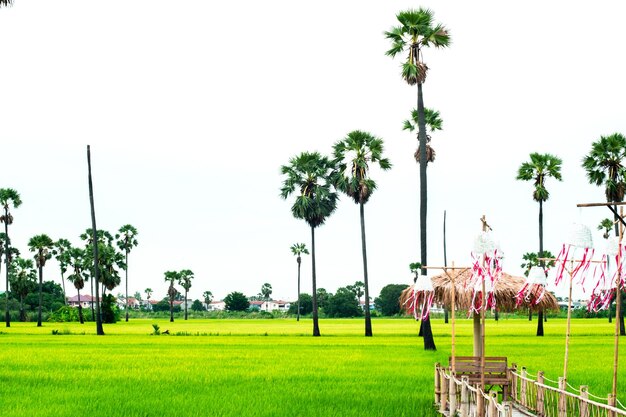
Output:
558 377 566 417
478 215 488 417
449 372 457 414
461 376 469 417
563 260 574 382
612 207 623 406
537 371 545 417
579 386 588 417
434 363 441 404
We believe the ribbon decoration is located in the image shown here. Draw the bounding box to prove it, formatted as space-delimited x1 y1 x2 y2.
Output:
554 223 595 291
516 266 548 307
589 239 626 312
469 231 503 317
403 276 436 320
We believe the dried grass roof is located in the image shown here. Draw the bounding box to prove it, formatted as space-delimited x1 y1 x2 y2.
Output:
401 269 559 313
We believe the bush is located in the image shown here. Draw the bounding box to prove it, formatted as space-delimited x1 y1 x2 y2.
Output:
101 294 120 323
375 284 409 316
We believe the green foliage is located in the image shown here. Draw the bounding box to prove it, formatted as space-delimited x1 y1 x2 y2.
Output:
316 288 331 312
582 133 626 202
598 218 615 239
520 251 556 277
288 293 312 316
191 299 205 312
152 299 180 313
101 294 119 323
375 284 410 316
224 291 249 312
290 243 309 257
151 324 161 335
261 283 272 300
326 287 362 318
23 281 65 312
516 153 563 202
48 306 93 323
115 224 138 254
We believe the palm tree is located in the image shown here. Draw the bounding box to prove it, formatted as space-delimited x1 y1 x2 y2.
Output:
145 287 153 310
517 152 562 336
281 152 338 336
583 133 626 335
66 247 86 324
347 281 365 305
332 130 391 336
28 234 54 327
179 269 194 320
9 257 36 322
386 8 450 351
164 271 180 322
116 224 138 322
203 291 213 310
403 108 443 163
53 238 72 305
261 283 273 311
290 243 309 321
0 188 21 327
80 228 114 321
0 1 13 7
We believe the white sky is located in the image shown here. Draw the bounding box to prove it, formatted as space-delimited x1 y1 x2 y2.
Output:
1 1 625 302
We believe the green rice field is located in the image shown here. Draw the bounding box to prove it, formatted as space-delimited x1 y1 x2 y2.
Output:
0 317 625 417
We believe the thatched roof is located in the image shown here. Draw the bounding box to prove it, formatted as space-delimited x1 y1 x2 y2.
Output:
402 269 559 313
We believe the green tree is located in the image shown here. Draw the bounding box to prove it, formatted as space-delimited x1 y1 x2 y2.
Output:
346 281 365 305
53 238 72 306
599 218 615 240
9 257 36 322
582 133 626 335
316 288 331 313
261 283 273 311
0 187 21 327
28 234 54 327
66 247 87 324
164 271 180 322
385 8 450 351
145 287 153 302
224 291 249 312
179 269 194 320
203 290 213 309
375 284 410 316
290 243 309 321
327 287 362 318
403 108 443 163
191 299 205 312
517 152 562 336
280 152 338 336
116 224 138 322
288 293 312 316
333 130 391 336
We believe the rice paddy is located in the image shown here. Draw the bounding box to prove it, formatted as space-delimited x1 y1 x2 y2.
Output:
0 317 624 417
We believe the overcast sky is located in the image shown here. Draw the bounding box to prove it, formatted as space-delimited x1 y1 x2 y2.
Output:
1 1 625 302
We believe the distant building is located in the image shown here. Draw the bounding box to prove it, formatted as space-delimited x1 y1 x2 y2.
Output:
207 300 225 311
67 294 98 309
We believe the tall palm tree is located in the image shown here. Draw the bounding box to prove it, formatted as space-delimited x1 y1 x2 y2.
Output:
403 107 443 163
53 238 72 305
9 257 36 322
583 133 626 335
80 228 114 321
203 290 213 310
517 152 562 336
290 243 309 321
0 188 22 327
179 269 194 320
332 130 391 336
281 152 338 336
0 1 13 7
164 271 180 322
386 8 450 351
116 224 138 322
145 287 153 310
66 247 87 324
28 234 54 327
261 283 272 311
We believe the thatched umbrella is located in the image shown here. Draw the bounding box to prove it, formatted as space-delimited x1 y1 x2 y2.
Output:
401 269 559 356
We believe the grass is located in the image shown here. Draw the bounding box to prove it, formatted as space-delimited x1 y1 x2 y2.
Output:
0 317 624 416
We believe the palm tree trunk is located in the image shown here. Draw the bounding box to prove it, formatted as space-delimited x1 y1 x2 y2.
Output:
78 290 84 324
60 271 67 306
417 82 436 351
359 203 373 337
443 211 448 324
37 265 43 327
19 295 24 322
90 277 95 319
87 145 104 335
296 257 301 322
4 209 10 328
170 287 174 323
311 226 320 337
125 250 129 322
184 289 188 320
537 200 544 336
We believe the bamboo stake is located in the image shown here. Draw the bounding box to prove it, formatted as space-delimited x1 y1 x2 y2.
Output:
479 215 488 417
612 207 623 404
563 259 574 382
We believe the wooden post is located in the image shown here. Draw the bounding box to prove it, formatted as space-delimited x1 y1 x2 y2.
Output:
449 372 457 415
450 261 457 373
440 371 448 414
579 386 588 417
521 367 527 407
537 371 545 417
511 363 518 402
608 393 615 417
563 260 574 383
558 377 566 417
488 390 497 417
434 363 441 405
612 207 623 408
502 401 513 417
473 312 482 356
461 376 469 417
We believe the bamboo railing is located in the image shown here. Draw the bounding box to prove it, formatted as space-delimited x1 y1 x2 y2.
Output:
509 365 626 417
